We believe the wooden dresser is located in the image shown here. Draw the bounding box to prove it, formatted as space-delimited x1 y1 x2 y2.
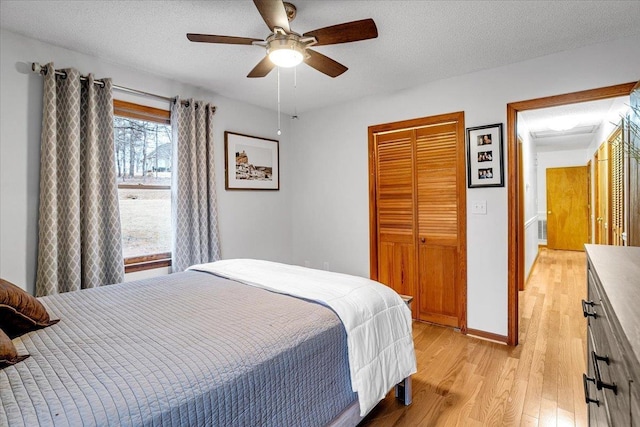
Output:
583 245 640 426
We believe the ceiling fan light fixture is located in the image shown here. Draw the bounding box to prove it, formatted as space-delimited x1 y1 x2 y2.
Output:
269 48 304 67
267 37 305 68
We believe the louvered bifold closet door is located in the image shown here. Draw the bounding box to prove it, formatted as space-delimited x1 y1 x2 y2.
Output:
415 123 460 327
611 127 624 246
374 130 418 317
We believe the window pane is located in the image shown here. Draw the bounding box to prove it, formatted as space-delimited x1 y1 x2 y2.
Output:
118 188 171 259
114 114 172 259
114 117 172 186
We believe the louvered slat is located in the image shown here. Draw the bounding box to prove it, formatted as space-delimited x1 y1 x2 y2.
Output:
376 131 415 236
374 130 417 309
416 125 458 241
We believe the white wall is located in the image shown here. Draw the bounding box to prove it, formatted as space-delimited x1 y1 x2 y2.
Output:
290 36 640 336
0 29 293 294
517 118 539 280
2 27 639 336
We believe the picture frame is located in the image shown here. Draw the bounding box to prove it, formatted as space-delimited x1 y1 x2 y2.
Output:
224 131 279 190
466 123 504 188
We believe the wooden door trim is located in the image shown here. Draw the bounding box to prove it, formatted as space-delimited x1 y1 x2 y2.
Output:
369 111 467 332
629 82 640 245
507 81 637 346
368 113 462 136
517 138 525 291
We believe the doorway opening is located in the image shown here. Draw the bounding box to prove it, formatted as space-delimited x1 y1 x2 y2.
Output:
506 82 637 346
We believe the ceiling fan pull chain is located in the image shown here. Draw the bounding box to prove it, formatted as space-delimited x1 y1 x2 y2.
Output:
277 66 282 136
292 67 298 119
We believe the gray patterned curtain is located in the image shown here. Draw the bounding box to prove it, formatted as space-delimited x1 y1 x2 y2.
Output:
36 63 124 296
171 98 221 272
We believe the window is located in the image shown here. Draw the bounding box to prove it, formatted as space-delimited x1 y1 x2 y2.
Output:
113 100 172 272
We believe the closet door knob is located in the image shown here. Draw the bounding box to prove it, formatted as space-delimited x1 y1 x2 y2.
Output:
420 237 426 243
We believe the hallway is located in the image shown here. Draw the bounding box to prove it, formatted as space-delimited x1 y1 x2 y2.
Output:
361 249 588 426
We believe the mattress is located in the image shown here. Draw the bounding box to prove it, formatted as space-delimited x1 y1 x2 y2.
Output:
0 271 357 426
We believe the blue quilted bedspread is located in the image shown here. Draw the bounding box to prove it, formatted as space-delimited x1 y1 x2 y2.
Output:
0 271 356 426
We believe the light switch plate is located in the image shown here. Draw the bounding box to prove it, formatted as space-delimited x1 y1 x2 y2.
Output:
471 200 487 215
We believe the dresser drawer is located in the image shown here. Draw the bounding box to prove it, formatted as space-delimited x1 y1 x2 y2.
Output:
586 267 602 317
587 279 632 426
586 330 611 426
584 245 640 427
590 323 631 426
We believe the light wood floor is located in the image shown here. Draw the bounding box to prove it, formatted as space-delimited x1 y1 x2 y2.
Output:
360 249 588 426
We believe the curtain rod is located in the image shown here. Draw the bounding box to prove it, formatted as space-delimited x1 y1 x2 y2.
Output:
31 62 216 113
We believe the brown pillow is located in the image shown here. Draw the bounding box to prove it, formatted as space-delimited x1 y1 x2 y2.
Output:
0 328 29 369
0 278 59 339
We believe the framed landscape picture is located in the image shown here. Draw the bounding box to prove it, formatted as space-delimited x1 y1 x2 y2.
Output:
224 131 279 190
466 123 504 188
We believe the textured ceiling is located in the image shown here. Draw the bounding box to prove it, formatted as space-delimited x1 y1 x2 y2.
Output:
1 1 640 115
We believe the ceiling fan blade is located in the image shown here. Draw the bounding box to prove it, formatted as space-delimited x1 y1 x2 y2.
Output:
304 49 348 78
253 0 290 32
187 34 262 45
303 18 378 46
247 56 276 78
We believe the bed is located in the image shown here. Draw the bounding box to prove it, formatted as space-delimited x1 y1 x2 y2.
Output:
1 260 415 426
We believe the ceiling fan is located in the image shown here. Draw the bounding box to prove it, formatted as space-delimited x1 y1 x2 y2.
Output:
186 0 378 78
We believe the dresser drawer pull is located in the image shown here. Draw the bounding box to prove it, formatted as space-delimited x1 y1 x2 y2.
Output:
582 374 600 406
591 351 618 394
581 299 597 318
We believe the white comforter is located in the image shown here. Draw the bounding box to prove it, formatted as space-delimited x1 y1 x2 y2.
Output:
188 259 417 416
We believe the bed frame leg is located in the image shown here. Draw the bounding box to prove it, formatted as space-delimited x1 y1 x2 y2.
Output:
394 376 412 405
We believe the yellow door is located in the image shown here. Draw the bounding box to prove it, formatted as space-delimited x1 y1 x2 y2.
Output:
546 166 588 251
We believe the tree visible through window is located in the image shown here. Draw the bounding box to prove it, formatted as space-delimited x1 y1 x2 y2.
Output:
113 100 172 270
